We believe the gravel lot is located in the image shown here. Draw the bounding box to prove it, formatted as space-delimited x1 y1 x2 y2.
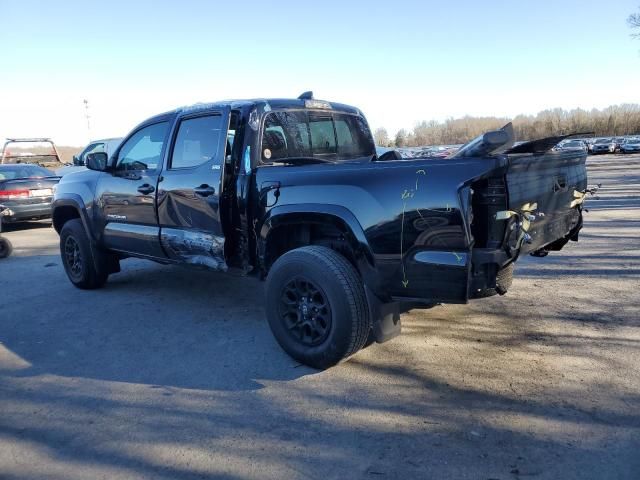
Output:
1 154 638 480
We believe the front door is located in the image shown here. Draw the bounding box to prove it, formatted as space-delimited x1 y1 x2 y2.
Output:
97 120 171 258
156 108 230 270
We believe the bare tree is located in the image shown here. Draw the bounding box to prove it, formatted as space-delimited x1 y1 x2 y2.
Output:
394 129 408 147
373 127 390 146
629 7 640 38
378 104 640 147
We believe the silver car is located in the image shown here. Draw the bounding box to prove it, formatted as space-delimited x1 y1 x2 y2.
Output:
557 139 586 152
590 138 615 154
620 138 640 154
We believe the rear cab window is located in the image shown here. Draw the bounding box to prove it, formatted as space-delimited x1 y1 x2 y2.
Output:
260 110 375 163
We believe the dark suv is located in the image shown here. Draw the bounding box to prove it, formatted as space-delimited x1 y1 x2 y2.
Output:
52 94 587 368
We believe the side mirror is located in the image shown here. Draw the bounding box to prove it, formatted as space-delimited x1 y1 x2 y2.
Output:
86 152 109 171
377 150 403 161
482 130 509 147
72 155 84 166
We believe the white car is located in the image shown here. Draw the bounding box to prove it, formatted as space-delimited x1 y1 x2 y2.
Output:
590 138 615 154
56 137 122 176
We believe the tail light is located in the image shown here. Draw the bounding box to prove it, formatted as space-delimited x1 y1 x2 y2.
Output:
0 189 30 199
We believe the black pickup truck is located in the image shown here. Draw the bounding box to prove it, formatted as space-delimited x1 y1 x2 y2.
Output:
52 93 587 368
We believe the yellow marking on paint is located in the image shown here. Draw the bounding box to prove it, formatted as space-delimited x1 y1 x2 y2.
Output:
415 169 426 190
401 189 414 200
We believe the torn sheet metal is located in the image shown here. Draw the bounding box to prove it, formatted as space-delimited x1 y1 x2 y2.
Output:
160 228 227 271
570 190 587 208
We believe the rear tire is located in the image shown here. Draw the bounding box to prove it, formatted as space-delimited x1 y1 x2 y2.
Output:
60 219 108 289
265 246 371 369
0 237 12 258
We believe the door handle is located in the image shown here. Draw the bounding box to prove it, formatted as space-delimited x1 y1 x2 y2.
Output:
194 184 216 197
137 184 155 195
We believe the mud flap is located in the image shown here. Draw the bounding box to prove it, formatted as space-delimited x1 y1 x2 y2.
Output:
365 285 402 343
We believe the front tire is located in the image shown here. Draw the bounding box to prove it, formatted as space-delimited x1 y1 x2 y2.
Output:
265 246 371 369
60 219 108 289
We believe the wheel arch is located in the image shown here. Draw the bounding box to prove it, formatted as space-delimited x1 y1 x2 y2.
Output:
52 195 95 242
258 204 377 287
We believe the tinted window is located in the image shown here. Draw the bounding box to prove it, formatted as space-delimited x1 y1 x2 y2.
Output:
171 115 223 169
309 114 337 154
116 122 169 171
261 111 374 162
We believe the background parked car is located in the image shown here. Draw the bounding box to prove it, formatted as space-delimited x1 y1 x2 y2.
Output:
620 137 640 154
557 139 587 152
590 138 616 154
0 164 60 223
56 137 122 176
586 138 596 154
613 137 626 152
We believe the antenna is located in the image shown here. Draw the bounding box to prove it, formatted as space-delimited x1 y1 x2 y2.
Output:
83 99 91 140
298 91 314 100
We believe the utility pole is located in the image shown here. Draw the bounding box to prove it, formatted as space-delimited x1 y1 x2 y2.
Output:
83 99 91 141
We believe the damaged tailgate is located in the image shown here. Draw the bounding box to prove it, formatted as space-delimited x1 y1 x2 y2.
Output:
503 140 587 255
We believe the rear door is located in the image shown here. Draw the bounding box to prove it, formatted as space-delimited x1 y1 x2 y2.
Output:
506 150 587 253
156 107 230 269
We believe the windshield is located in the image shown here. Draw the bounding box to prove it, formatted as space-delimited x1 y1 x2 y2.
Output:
260 110 375 163
0 165 55 180
595 139 611 144
564 141 582 147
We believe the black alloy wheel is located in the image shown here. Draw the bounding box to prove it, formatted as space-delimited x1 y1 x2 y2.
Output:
64 235 83 280
279 277 332 347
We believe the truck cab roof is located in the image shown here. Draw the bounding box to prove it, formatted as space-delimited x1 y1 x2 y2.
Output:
144 97 363 124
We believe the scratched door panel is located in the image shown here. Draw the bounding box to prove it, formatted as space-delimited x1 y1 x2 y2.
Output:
157 109 230 269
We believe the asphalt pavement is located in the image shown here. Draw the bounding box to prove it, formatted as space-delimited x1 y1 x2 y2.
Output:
1 154 638 479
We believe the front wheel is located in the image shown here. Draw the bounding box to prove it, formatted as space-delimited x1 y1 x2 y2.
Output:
265 246 371 369
60 219 108 289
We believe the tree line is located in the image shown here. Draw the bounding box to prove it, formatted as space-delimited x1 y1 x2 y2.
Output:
373 104 640 147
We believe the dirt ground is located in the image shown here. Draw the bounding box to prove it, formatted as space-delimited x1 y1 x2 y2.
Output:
0 154 638 480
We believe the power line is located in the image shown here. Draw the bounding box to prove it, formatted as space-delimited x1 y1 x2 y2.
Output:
83 99 91 140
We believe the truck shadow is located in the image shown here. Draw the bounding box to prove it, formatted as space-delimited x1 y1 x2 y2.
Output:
1 260 318 392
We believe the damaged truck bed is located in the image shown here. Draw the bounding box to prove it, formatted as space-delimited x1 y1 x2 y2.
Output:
51 93 587 369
